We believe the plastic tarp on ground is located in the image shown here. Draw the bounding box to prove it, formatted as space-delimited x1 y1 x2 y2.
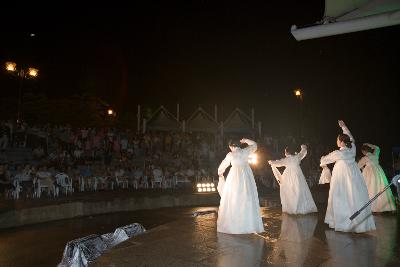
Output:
185 107 219 133
146 106 181 131
58 223 145 267
223 108 254 134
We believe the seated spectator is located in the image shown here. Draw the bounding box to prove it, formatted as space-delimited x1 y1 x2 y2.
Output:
0 165 12 198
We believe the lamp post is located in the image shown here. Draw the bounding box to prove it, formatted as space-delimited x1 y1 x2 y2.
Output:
294 88 304 137
5 61 39 124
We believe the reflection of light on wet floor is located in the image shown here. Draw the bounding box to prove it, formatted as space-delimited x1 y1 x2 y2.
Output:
259 208 282 241
264 213 320 265
324 214 399 267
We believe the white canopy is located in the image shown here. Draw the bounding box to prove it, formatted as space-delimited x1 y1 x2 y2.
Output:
223 108 254 134
291 0 400 40
146 106 181 131
185 107 219 133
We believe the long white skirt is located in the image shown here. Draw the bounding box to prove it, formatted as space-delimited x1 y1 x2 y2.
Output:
363 163 396 212
217 165 264 234
325 161 376 233
280 168 318 214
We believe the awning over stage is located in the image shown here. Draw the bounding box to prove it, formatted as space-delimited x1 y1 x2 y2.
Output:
291 0 400 41
146 106 181 131
223 108 254 134
185 107 219 133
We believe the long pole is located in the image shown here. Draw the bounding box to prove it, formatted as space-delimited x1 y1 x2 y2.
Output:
17 71 24 124
350 180 394 220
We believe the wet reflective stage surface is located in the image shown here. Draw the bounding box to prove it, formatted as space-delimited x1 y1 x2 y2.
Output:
0 208 192 267
93 206 400 267
0 205 399 267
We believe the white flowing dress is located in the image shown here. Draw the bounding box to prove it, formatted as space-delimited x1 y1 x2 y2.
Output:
358 145 396 212
270 146 318 214
217 139 264 234
320 126 376 233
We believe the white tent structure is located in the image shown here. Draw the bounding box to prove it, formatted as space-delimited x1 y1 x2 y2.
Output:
144 106 181 132
184 107 219 133
223 108 255 135
291 0 400 41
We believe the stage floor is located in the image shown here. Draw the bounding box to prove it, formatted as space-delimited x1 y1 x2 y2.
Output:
93 207 400 267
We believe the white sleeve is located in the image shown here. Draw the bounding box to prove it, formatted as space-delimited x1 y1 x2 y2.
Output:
270 157 289 167
242 139 257 155
319 166 331 184
342 125 355 143
270 165 282 185
358 156 368 169
320 150 341 166
218 153 232 176
297 145 307 161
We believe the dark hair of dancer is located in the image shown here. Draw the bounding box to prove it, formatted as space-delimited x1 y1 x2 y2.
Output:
361 144 374 154
228 139 241 148
284 144 297 155
338 133 352 148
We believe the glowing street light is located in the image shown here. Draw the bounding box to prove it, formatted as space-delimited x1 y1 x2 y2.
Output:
108 109 114 115
4 61 39 123
5 61 16 72
294 89 302 98
28 68 39 77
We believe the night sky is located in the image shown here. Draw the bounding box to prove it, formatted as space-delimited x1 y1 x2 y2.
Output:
1 2 399 158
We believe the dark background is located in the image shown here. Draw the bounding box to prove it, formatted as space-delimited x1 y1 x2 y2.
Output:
1 1 399 163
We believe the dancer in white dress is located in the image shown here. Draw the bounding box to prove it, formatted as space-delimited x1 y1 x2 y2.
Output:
358 143 396 212
320 120 375 233
217 138 264 234
268 144 318 214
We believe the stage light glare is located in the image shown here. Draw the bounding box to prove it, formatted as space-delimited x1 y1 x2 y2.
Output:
5 62 16 72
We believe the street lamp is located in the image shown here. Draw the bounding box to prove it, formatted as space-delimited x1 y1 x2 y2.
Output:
294 88 304 136
294 88 303 100
5 61 39 123
107 108 116 116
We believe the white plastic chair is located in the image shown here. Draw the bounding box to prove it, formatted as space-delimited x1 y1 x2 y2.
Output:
33 178 50 198
54 173 74 196
10 180 22 200
129 178 139 189
151 175 163 188
151 169 164 188
142 176 149 189
79 176 85 192
174 174 188 188
115 176 129 189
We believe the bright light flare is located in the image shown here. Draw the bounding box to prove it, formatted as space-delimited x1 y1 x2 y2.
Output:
28 68 39 77
5 62 16 72
196 180 216 193
248 153 258 165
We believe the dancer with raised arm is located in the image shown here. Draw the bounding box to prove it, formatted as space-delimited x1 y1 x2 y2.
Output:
358 143 396 212
217 138 264 234
268 144 318 214
320 120 375 233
